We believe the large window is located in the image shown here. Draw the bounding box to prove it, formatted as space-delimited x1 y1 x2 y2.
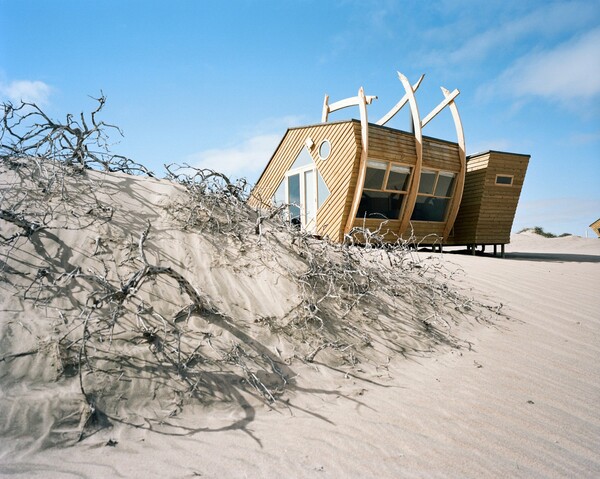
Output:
411 169 456 222
357 160 412 220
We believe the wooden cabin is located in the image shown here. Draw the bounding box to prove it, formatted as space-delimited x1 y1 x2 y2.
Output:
249 73 530 254
447 150 530 253
590 218 600 237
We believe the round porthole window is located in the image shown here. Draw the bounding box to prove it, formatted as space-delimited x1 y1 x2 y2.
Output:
318 140 331 160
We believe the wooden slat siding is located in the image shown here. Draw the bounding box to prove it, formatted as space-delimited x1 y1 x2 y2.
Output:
448 151 529 245
327 121 363 241
249 121 359 244
421 137 461 172
352 124 419 240
316 122 362 241
411 222 445 238
448 153 490 244
248 128 304 207
590 219 600 237
351 218 403 243
348 124 462 244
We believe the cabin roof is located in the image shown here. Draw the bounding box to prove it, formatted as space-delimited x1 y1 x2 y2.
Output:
286 118 462 147
467 150 531 160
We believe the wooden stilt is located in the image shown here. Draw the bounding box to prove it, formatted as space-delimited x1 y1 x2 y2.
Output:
501 244 505 258
493 244 497 256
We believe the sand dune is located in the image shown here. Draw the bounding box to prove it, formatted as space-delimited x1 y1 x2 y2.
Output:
1 165 599 478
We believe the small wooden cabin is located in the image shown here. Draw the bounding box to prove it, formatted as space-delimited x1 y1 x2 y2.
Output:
249 73 530 253
447 150 530 250
590 218 600 237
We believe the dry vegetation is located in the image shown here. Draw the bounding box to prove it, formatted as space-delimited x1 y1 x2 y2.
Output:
0 98 500 447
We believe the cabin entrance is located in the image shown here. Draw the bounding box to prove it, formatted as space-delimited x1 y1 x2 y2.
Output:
285 164 317 233
272 145 331 234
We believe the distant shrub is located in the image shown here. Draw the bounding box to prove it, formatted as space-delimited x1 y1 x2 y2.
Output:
518 226 571 238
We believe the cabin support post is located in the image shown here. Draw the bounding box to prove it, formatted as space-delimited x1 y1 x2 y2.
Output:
501 244 505 259
493 244 498 256
471 244 476 256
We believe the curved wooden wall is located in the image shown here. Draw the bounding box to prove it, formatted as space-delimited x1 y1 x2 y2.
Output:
248 121 360 242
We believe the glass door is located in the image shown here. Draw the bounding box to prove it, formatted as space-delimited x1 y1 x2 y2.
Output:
285 165 318 234
304 169 317 232
287 173 301 226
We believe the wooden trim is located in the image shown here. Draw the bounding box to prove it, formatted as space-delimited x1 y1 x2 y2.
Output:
376 74 425 126
421 89 459 128
397 72 423 235
322 90 377 123
321 94 329 123
318 139 331 160
440 86 466 240
343 87 375 235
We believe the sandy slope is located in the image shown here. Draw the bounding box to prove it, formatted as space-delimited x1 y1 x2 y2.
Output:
1 166 599 478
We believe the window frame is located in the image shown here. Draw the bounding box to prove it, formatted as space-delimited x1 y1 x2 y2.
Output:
318 139 331 160
361 159 412 195
356 159 413 220
411 168 457 223
495 174 514 186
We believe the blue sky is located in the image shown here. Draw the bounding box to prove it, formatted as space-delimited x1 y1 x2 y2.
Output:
1 0 599 235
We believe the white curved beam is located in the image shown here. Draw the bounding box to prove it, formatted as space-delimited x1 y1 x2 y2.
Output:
322 92 377 123
440 86 466 240
321 94 330 123
397 72 423 236
421 88 459 128
343 87 375 235
375 74 425 126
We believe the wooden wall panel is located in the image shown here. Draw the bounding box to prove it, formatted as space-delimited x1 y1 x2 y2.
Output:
449 151 529 245
422 137 461 172
316 122 362 242
348 124 462 244
249 120 360 243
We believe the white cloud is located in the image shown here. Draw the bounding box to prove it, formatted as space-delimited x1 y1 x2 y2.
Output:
184 115 305 182
507 28 600 100
477 27 600 106
184 133 282 182
0 80 52 105
424 1 599 68
569 130 600 145
444 1 598 65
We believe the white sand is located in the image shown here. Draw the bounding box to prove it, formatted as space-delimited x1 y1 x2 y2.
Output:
1 169 599 478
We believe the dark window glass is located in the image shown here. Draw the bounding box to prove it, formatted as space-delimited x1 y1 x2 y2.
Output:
496 175 513 185
287 173 301 225
411 196 450 222
435 173 455 197
357 191 403 220
386 165 411 191
364 160 387 189
418 170 437 194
